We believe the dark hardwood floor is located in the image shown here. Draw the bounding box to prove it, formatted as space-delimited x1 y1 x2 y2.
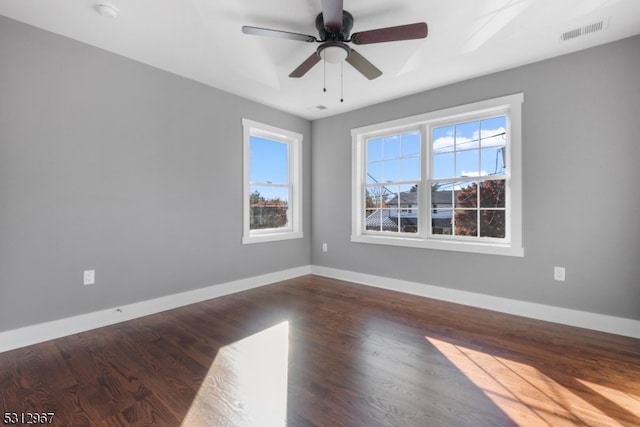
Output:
1 275 639 426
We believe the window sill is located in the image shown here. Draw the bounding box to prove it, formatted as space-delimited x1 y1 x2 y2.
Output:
243 231 304 245
350 234 524 257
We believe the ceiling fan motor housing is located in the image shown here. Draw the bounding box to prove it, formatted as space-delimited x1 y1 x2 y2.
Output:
315 10 354 41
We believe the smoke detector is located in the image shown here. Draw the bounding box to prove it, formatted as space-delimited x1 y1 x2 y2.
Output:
97 3 120 18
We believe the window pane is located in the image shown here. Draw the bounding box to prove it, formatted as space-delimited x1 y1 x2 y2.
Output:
455 181 478 208
433 152 454 179
383 159 401 182
455 121 479 152
433 125 455 154
366 208 397 232
383 135 401 159
401 156 420 181
365 208 381 231
456 148 480 178
367 137 383 162
365 186 386 209
454 209 478 236
250 137 288 184
480 145 506 176
249 185 288 230
432 185 453 206
432 209 453 235
433 125 456 179
480 117 507 175
402 131 420 156
367 161 382 183
479 180 506 208
481 116 506 137
431 184 454 235
480 210 505 238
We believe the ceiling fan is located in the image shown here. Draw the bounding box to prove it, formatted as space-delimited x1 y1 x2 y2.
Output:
241 0 428 80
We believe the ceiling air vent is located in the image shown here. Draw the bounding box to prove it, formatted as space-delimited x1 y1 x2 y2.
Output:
560 17 609 42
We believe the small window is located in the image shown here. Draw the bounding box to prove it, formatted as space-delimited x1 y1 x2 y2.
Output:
351 94 523 256
243 119 302 244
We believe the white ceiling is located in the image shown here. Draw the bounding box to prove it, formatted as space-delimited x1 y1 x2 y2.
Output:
1 0 639 120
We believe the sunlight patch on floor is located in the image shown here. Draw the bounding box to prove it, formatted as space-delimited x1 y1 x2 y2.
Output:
576 378 640 419
425 336 625 427
183 321 290 426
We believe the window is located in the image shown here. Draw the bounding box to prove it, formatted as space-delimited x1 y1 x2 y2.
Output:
351 93 523 256
243 119 302 244
365 130 421 234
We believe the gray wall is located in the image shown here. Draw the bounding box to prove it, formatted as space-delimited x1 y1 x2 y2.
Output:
311 35 640 321
0 16 311 332
1 14 638 334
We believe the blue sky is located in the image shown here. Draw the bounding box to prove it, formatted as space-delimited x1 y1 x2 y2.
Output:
249 136 289 201
249 115 507 202
367 115 507 193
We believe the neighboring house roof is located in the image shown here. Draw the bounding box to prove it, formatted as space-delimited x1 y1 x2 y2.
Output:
387 191 418 206
432 191 454 205
366 210 398 229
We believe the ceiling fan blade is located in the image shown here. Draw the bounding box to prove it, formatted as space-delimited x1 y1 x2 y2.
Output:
321 0 343 31
351 22 428 45
346 49 382 80
242 26 317 42
289 52 321 78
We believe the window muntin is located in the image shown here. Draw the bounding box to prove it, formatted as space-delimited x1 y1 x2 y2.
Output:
242 119 302 244
351 93 523 257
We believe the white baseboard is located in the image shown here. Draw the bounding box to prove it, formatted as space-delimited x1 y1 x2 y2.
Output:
311 265 640 339
0 266 311 354
2 264 637 354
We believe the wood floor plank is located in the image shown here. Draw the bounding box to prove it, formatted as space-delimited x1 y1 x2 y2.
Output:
1 275 639 426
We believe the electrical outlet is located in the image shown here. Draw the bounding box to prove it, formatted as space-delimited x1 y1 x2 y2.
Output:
322 243 328 252
83 269 95 286
554 266 565 282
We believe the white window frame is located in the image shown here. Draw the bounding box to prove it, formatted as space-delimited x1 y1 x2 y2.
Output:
351 93 524 257
242 118 303 244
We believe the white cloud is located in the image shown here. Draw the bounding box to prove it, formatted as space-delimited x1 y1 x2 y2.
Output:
433 127 506 153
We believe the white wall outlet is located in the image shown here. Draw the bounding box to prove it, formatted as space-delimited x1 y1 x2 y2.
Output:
83 269 95 285
322 243 328 252
554 266 566 282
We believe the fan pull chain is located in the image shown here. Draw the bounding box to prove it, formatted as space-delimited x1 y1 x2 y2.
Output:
323 57 327 93
340 61 344 103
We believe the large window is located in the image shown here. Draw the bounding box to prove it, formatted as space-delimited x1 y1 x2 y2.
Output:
351 94 523 256
243 119 302 244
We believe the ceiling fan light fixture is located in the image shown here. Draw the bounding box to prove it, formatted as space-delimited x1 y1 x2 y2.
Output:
319 44 349 63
